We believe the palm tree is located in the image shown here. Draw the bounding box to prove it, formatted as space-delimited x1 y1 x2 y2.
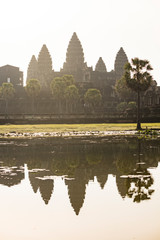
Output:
50 77 66 113
64 85 79 113
84 88 102 112
25 79 41 113
62 74 75 86
124 58 153 130
115 75 134 101
0 82 15 115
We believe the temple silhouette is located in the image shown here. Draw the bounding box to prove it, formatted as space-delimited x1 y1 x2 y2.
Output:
27 32 129 92
0 32 159 122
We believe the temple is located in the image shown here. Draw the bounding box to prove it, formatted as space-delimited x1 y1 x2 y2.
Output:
95 57 107 72
62 32 87 74
26 32 131 103
0 32 159 122
0 65 23 87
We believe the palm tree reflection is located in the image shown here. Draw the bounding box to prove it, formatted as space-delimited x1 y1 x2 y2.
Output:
121 139 154 202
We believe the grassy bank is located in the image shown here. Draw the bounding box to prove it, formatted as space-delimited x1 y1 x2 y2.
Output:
0 123 159 134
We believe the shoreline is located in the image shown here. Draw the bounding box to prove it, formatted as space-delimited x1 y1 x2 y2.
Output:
0 129 159 140
0 123 159 140
0 129 138 139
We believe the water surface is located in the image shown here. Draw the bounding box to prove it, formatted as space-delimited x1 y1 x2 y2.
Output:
0 136 160 240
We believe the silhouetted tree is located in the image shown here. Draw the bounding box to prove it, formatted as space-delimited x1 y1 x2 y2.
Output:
50 77 66 113
115 76 132 100
116 101 127 112
84 88 102 112
50 75 77 113
25 79 41 113
124 58 153 130
62 74 75 86
128 101 137 110
0 82 15 114
65 85 79 113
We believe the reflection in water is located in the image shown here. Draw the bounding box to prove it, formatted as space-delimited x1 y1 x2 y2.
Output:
65 172 87 215
0 148 24 186
125 167 154 202
0 165 24 187
120 139 154 202
29 169 54 204
0 137 159 215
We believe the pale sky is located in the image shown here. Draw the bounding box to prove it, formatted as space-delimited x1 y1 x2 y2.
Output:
0 0 160 85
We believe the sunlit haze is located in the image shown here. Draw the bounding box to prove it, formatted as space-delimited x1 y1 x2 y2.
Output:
0 0 160 84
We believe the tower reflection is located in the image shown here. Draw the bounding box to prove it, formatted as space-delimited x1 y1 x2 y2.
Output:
0 137 159 214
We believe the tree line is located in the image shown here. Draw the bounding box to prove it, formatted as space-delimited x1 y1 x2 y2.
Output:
0 58 153 130
25 74 102 114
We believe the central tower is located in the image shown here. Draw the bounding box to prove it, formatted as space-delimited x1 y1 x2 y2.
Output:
61 32 87 82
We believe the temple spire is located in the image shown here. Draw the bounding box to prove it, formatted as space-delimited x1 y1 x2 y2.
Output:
114 47 128 80
26 55 38 83
39 179 54 205
62 32 86 73
95 57 107 72
37 44 53 88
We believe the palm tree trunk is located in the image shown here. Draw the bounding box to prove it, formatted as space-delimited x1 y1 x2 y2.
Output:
32 99 35 115
5 100 8 119
65 100 68 113
136 91 142 130
59 101 62 114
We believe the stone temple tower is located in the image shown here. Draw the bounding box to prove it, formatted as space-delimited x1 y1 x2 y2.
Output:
62 32 87 82
95 57 107 72
114 47 128 81
26 55 38 84
37 44 53 88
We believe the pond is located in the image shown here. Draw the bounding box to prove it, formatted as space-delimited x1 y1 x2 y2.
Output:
0 136 160 240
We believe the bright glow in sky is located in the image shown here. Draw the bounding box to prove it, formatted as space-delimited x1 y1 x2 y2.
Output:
0 0 160 84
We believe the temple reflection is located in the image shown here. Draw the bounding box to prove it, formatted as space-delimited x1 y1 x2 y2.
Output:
0 137 159 214
65 171 88 215
28 169 54 204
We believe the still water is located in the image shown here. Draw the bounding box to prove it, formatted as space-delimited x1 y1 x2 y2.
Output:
0 136 160 240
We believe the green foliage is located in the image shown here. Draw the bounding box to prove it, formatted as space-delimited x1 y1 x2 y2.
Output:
50 75 76 101
116 102 127 112
50 77 66 100
0 82 15 100
124 58 153 92
117 101 137 112
86 153 102 165
116 155 136 175
25 79 41 98
84 88 102 107
115 76 132 99
0 83 15 114
124 58 153 130
62 75 75 86
65 85 79 102
128 101 137 110
65 155 80 168
137 127 159 139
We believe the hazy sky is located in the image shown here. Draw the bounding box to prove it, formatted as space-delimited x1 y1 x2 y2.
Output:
0 0 160 84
